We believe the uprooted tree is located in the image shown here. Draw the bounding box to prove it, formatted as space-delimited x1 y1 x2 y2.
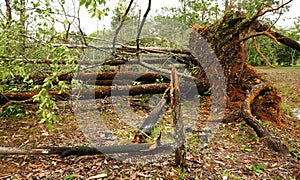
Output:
189 9 299 155
0 0 299 159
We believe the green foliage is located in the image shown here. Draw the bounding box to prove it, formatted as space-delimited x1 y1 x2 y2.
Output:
33 89 58 130
110 0 136 29
79 0 108 19
176 166 187 180
0 104 27 119
250 164 265 174
280 104 293 117
159 0 221 26
64 173 77 180
276 45 300 66
248 36 277 66
257 119 271 126
274 23 300 66
0 0 81 129
290 150 300 161
248 26 300 66
155 75 164 83
243 146 252 151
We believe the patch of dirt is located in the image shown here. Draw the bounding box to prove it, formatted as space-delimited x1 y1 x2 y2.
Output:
251 87 282 125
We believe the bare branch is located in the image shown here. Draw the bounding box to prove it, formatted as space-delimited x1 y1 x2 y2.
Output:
251 0 293 21
252 20 300 51
252 31 276 68
136 0 151 61
139 60 194 80
240 31 280 45
77 4 88 46
112 0 134 53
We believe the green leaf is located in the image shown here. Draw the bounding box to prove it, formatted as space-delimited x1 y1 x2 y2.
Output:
63 19 69 25
79 0 86 6
85 0 92 8
243 146 252 151
250 164 265 174
96 9 104 19
39 117 46 124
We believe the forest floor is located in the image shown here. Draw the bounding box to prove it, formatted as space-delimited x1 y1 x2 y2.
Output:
0 66 299 179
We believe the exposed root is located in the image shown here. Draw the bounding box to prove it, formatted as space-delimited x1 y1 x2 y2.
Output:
242 82 289 155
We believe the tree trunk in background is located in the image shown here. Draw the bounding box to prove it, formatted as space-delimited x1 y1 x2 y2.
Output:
224 0 229 10
5 0 12 24
19 0 26 52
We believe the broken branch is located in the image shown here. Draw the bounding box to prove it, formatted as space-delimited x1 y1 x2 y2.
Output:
252 33 276 68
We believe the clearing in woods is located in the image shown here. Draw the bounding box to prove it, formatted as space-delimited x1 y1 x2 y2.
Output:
0 66 299 179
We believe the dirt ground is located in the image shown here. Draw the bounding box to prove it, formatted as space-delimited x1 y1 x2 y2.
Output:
0 66 299 179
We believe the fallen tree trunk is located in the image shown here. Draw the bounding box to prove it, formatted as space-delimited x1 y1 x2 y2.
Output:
1 80 209 103
242 82 289 155
191 11 288 126
77 72 170 82
0 142 172 156
0 83 169 102
0 57 181 65
5 72 171 85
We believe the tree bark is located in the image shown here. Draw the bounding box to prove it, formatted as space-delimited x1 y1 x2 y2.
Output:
5 72 170 85
0 143 172 156
0 83 170 102
1 80 209 103
170 66 186 168
5 0 12 24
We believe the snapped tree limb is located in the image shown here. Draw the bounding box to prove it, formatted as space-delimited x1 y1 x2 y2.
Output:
252 20 300 51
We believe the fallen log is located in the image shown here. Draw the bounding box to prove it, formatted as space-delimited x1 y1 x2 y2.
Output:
0 83 170 102
242 82 289 155
4 72 170 85
0 141 172 157
1 79 209 103
0 57 183 66
77 72 170 82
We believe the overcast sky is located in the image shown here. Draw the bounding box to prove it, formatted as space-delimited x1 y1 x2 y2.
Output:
79 0 181 34
78 0 299 35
